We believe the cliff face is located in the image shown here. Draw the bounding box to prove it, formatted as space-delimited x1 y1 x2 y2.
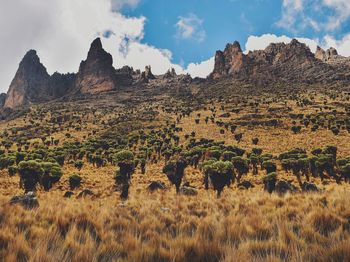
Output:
3 37 350 110
75 38 117 94
2 38 133 109
3 50 76 109
4 50 50 108
211 39 350 84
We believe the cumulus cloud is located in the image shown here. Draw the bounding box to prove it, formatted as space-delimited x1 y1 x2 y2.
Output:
186 57 215 78
277 0 350 33
0 0 212 93
111 0 140 11
245 34 319 53
323 34 350 56
175 13 206 42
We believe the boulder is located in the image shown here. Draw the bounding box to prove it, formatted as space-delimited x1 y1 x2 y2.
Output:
9 192 39 209
180 186 198 196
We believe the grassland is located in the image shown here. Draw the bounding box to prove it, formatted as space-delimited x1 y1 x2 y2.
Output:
0 86 350 261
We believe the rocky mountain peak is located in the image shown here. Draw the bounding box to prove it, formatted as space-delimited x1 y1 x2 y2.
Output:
75 37 117 94
315 46 339 61
210 39 350 84
3 50 50 109
315 46 326 60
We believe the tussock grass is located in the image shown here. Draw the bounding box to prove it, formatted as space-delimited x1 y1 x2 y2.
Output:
0 186 349 261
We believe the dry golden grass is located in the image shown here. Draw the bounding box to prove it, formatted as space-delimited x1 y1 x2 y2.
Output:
0 158 350 262
0 91 349 261
0 182 350 262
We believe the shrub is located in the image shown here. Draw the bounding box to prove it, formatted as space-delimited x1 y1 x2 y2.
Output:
74 160 84 171
69 174 82 190
232 157 249 183
114 150 135 199
202 160 233 197
8 165 18 176
41 162 63 191
162 157 188 193
291 125 302 134
18 160 44 192
262 160 277 174
263 172 277 193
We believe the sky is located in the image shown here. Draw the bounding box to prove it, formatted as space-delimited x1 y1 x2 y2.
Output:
0 0 350 93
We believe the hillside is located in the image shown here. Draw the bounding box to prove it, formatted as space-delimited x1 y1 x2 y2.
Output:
0 38 349 261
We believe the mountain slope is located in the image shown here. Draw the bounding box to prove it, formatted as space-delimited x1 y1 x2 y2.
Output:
210 39 350 85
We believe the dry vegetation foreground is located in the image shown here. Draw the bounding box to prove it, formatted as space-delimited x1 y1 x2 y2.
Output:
1 87 350 261
1 185 350 262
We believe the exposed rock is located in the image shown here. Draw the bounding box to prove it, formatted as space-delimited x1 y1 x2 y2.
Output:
77 189 94 198
315 46 326 60
326 47 338 60
9 192 39 209
180 186 198 196
139 65 156 83
0 93 6 108
115 66 134 86
4 50 50 109
163 68 177 79
75 38 117 94
2 50 75 109
301 182 319 192
211 39 350 85
49 72 75 98
315 46 339 61
160 207 170 213
148 181 166 191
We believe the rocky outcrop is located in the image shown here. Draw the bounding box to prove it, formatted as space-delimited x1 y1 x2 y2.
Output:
211 39 350 84
0 93 6 108
10 192 39 209
3 50 50 108
315 46 326 60
75 38 117 94
163 68 177 79
49 72 75 98
139 65 156 83
2 50 75 109
115 66 134 86
315 46 339 61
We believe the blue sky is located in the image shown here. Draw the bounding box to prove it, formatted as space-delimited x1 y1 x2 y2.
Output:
0 0 350 92
122 0 350 67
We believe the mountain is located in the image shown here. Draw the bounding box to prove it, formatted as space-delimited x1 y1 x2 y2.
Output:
3 50 51 109
2 38 350 110
75 38 119 94
210 39 350 85
2 50 75 109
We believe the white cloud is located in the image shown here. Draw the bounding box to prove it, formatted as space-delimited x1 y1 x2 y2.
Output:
323 34 350 56
245 34 319 53
277 0 350 33
175 13 206 42
0 0 213 93
111 0 140 10
186 57 215 78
